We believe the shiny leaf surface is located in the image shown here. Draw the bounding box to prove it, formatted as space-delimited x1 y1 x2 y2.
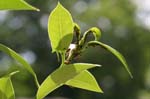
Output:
48 2 74 52
66 70 103 93
36 63 100 99
0 0 39 11
0 71 18 99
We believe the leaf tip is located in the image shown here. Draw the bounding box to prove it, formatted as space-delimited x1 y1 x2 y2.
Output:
95 64 102 67
101 90 104 93
57 1 62 7
36 8 40 12
98 87 104 93
129 73 133 79
95 86 104 93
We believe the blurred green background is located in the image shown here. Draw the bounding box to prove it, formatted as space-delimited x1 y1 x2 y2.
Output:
0 0 150 99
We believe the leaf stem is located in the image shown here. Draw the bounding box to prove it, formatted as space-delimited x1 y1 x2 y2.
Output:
60 52 65 68
34 75 40 88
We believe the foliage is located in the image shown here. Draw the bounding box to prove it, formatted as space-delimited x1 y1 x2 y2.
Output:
0 44 39 87
37 63 102 99
0 1 133 99
0 71 18 99
0 0 39 11
48 2 74 53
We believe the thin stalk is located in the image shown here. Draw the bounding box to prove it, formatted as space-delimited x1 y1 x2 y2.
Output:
34 75 40 88
60 52 65 68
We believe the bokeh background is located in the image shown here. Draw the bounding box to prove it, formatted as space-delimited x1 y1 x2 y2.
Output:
0 0 150 99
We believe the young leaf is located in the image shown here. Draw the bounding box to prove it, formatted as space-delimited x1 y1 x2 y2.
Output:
36 63 100 99
79 27 101 46
0 43 39 87
74 23 81 44
0 0 39 11
88 41 133 78
0 71 18 99
48 2 74 53
89 27 101 41
65 70 103 93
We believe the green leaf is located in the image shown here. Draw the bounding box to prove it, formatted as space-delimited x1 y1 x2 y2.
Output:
66 70 103 93
0 0 39 11
48 2 74 53
88 41 133 78
0 77 14 99
36 63 100 99
0 43 39 87
0 71 18 99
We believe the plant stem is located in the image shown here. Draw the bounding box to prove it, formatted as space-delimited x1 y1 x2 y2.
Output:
60 52 65 68
34 75 40 88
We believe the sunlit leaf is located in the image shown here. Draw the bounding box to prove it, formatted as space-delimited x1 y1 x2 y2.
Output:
66 70 103 93
0 43 39 87
36 63 100 99
48 2 74 52
0 0 39 11
88 41 133 78
0 71 18 99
